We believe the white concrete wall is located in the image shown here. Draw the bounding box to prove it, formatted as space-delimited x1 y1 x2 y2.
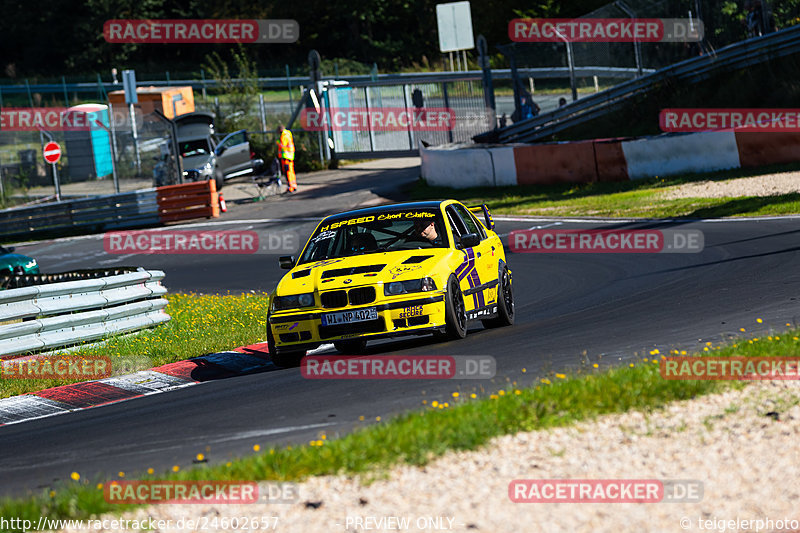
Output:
621 132 741 180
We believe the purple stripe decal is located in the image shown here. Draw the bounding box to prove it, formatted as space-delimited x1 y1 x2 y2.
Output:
470 269 485 307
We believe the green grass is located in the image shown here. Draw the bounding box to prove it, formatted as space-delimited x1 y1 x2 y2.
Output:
414 163 800 218
2 319 799 530
0 292 271 399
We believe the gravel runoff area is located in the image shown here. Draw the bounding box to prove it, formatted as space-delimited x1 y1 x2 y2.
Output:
58 380 800 533
661 171 800 199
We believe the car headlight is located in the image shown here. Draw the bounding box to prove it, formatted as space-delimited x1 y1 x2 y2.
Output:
384 277 437 296
272 292 315 310
24 260 37 269
202 161 213 175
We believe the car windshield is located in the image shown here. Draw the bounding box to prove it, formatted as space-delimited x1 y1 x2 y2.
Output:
299 209 447 265
179 139 211 158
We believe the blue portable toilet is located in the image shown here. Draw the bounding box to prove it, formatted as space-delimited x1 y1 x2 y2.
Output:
64 104 113 181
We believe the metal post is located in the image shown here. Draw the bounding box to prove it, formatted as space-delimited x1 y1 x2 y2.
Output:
449 52 454 71
509 47 521 122
259 93 267 134
456 52 461 71
567 41 578 101
463 50 468 71
442 83 453 143
403 85 414 150
129 103 141 173
166 71 171 84
618 1 643 77
39 129 60 202
107 104 119 193
477 35 496 129
0 152 5 205
554 28 578 101
322 87 331 161
52 163 60 201
286 64 294 113
594 75 599 92
62 76 69 107
201 69 207 101
364 87 375 151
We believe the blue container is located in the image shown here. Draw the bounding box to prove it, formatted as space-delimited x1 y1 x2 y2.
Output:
64 104 113 180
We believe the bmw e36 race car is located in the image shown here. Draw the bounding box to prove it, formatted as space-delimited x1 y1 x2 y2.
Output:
266 200 513 367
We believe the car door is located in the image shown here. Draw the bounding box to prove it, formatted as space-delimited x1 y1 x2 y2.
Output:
215 130 250 177
450 204 497 317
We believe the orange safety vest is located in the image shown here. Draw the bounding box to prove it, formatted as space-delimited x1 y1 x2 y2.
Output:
278 130 295 161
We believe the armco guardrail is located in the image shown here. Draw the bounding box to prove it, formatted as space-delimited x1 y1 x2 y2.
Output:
0 180 219 243
478 25 800 144
0 268 169 358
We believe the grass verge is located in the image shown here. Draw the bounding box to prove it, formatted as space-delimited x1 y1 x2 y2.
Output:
413 163 800 218
3 323 799 529
0 292 270 400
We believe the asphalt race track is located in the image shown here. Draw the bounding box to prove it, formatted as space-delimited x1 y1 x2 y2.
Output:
2 165 800 497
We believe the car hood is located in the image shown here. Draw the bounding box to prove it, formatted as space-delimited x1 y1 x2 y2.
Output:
182 153 214 171
276 249 452 296
0 253 35 269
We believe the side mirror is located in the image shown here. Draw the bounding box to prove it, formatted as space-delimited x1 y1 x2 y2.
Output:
279 256 295 270
459 233 480 248
216 145 227 156
6 246 15 253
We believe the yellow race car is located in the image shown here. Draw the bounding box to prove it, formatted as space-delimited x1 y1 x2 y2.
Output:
267 200 513 366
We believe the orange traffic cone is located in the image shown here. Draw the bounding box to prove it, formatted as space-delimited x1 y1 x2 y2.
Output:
219 193 227 213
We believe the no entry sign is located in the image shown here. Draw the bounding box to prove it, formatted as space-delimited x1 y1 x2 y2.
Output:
43 142 61 164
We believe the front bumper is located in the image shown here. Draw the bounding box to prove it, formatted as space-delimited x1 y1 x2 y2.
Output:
268 293 446 353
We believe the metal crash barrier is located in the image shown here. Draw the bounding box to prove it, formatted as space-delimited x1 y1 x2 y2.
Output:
0 268 170 358
0 180 219 243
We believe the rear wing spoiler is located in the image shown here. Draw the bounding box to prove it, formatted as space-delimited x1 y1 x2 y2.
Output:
468 204 495 231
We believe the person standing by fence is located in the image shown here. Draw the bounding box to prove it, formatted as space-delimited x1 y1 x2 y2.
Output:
277 124 296 192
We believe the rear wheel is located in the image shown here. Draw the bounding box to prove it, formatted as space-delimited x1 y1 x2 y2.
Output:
267 322 306 367
334 339 367 354
444 274 468 339
482 266 514 328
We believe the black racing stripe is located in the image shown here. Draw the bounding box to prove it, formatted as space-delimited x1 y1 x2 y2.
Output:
463 279 498 296
269 295 445 324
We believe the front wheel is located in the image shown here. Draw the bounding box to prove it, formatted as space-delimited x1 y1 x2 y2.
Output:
482 266 514 328
267 323 306 367
444 274 468 339
214 170 225 191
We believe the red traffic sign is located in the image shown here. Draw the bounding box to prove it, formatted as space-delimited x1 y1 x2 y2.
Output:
43 142 61 164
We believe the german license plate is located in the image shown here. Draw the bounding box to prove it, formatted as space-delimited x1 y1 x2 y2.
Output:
321 308 378 326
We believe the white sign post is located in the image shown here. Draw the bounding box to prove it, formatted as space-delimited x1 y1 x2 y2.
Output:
43 141 62 202
436 1 475 71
